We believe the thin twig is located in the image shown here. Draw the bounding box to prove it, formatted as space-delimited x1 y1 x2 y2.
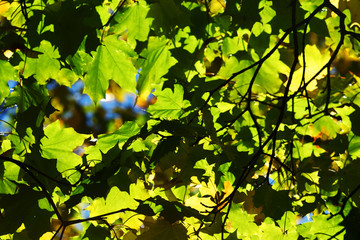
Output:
0 156 63 220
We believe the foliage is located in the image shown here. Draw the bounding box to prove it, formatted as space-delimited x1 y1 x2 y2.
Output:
0 0 360 239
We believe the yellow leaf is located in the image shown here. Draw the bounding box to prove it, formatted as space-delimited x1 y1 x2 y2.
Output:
39 232 55 240
289 45 331 92
0 1 10 16
208 0 226 16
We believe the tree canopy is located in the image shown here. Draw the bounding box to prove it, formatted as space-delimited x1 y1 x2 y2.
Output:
1 0 360 239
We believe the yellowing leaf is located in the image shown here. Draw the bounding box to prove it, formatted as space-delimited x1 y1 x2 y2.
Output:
56 68 78 87
313 115 341 139
87 186 139 223
0 1 10 16
259 3 276 24
289 45 331 92
130 179 151 201
39 232 54 240
2 1 25 27
208 0 226 16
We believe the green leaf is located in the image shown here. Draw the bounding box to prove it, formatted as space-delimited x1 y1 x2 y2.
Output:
56 68 78 87
22 40 61 84
84 36 138 103
0 60 17 103
340 158 360 206
137 220 188 240
222 36 247 57
43 1 102 58
252 22 264 37
98 121 140 150
0 177 18 194
300 0 324 13
227 204 259 238
253 183 292 220
66 37 93 77
136 36 177 98
40 120 89 176
276 211 297 234
349 133 360 159
95 0 122 25
2 1 25 28
313 115 341 139
0 185 52 238
87 186 139 223
256 49 289 94
218 58 255 96
259 3 276 24
85 121 141 160
5 78 50 113
0 159 20 194
297 214 345 240
259 218 283 239
113 0 153 43
341 208 360 240
148 84 190 119
148 0 187 36
82 225 111 240
1 1 360 238
290 45 331 92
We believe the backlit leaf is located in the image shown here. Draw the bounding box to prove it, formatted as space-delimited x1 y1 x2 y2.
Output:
5 78 49 113
41 120 89 175
85 121 141 159
87 186 139 223
289 44 331 92
0 1 359 239
136 37 177 98
0 60 17 103
256 49 289 94
148 84 190 119
297 214 345 239
113 0 153 43
84 36 138 103
22 40 60 84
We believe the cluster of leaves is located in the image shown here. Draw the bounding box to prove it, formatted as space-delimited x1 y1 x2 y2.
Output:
1 0 360 239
